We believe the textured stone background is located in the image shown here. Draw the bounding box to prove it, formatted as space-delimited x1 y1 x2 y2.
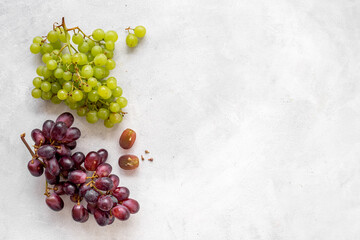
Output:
1 0 360 239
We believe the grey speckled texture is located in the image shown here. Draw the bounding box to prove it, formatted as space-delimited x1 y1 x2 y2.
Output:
1 0 360 239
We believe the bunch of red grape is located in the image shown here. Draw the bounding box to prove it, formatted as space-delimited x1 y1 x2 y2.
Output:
22 112 139 226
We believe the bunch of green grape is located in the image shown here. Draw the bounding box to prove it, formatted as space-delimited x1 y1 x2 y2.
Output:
29 19 127 128
125 26 146 48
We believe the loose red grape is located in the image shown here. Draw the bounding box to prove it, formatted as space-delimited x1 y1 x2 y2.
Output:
119 128 136 149
118 154 139 170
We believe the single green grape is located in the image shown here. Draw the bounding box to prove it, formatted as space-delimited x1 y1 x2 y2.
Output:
134 26 146 38
109 102 121 112
63 82 72 92
92 29 105 41
97 108 110 120
86 52 94 62
68 102 79 110
109 113 123 124
112 86 123 97
88 90 99 102
58 78 65 86
86 110 99 123
91 45 103 56
51 40 62 50
104 30 118 42
63 71 72 81
32 88 42 98
36 66 44 76
94 54 107 66
51 95 62 104
42 43 53 53
30 43 41 54
86 39 95 49
106 77 117 89
46 59 57 70
72 90 84 101
72 33 84 45
87 77 98 87
105 41 115 51
126 34 138 48
41 81 51 92
81 65 94 79
41 91 53 100
62 53 71 64
54 68 64 79
104 119 114 128
93 66 105 79
77 107 87 116
105 59 116 70
51 82 61 94
58 27 70 43
97 86 112 99
33 77 42 88
42 53 52 64
72 53 81 64
33 36 43 44
57 89 68 100
42 67 53 78
104 69 110 78
82 84 92 92
103 49 114 59
78 42 89 53
79 53 88 65
116 97 128 108
47 30 59 43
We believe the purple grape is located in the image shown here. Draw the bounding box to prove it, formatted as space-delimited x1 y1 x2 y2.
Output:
94 209 109 226
97 195 113 212
84 189 99 203
62 127 81 143
107 213 115 225
56 144 71 157
31 129 45 146
97 149 108 164
56 112 74 128
66 141 77 150
96 163 112 177
79 183 91 197
84 151 101 171
122 199 140 214
50 122 68 142
54 182 65 195
72 204 89 222
37 145 56 159
59 156 74 170
45 193 64 211
68 170 87 184
111 205 130 221
112 187 130 201
109 174 119 191
94 177 113 191
27 159 44 177
42 120 55 139
72 152 85 167
45 168 59 185
109 195 118 207
46 158 60 177
63 182 77 196
87 202 97 214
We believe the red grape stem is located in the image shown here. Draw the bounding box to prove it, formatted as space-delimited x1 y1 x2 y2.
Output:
44 180 50 197
20 133 45 165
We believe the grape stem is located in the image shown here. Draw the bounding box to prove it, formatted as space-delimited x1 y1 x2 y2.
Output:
20 133 36 157
44 180 50 197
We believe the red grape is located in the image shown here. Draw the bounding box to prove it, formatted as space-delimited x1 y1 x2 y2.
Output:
45 193 64 211
112 187 129 202
96 163 112 177
31 129 45 146
27 159 44 177
38 145 56 159
111 205 130 221
97 195 113 211
118 154 139 170
122 199 140 214
68 170 87 184
72 204 88 222
59 156 74 170
97 149 108 164
56 112 74 128
109 174 119 191
84 151 101 171
119 128 136 149
42 120 55 139
95 177 113 191
50 122 68 141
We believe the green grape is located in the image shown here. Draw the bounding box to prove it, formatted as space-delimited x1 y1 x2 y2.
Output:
92 29 105 41
42 53 52 63
57 89 68 100
36 66 44 76
81 65 93 78
78 98 86 106
104 68 110 78
79 53 88 65
109 113 123 123
104 119 114 128
72 33 84 45
97 108 110 120
51 40 62 50
72 53 81 64
104 30 118 42
72 89 83 101
72 72 80 81
103 49 114 59
41 91 53 100
63 71 72 81
58 78 65 85
86 110 99 123
51 50 60 61
112 86 123 97
87 77 98 87
126 34 138 48
94 53 107 66
67 94 77 103
134 26 146 38
86 52 94 62
77 106 87 116
78 42 89 53
105 59 116 70
33 36 43 44
51 95 62 104
30 43 41 54
51 82 61 94
47 30 59 43
33 77 42 88
93 66 105 79
42 43 53 53
97 86 112 99
82 84 92 92
41 81 51 92
63 82 72 92
109 102 121 112
62 53 71 64
58 27 70 43
105 41 114 50
46 59 57 70
116 97 128 108
68 102 79 110
91 46 103 56
32 88 42 98
88 90 99 102
54 68 64 78
106 77 117 89
42 67 53 78
86 39 95 49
